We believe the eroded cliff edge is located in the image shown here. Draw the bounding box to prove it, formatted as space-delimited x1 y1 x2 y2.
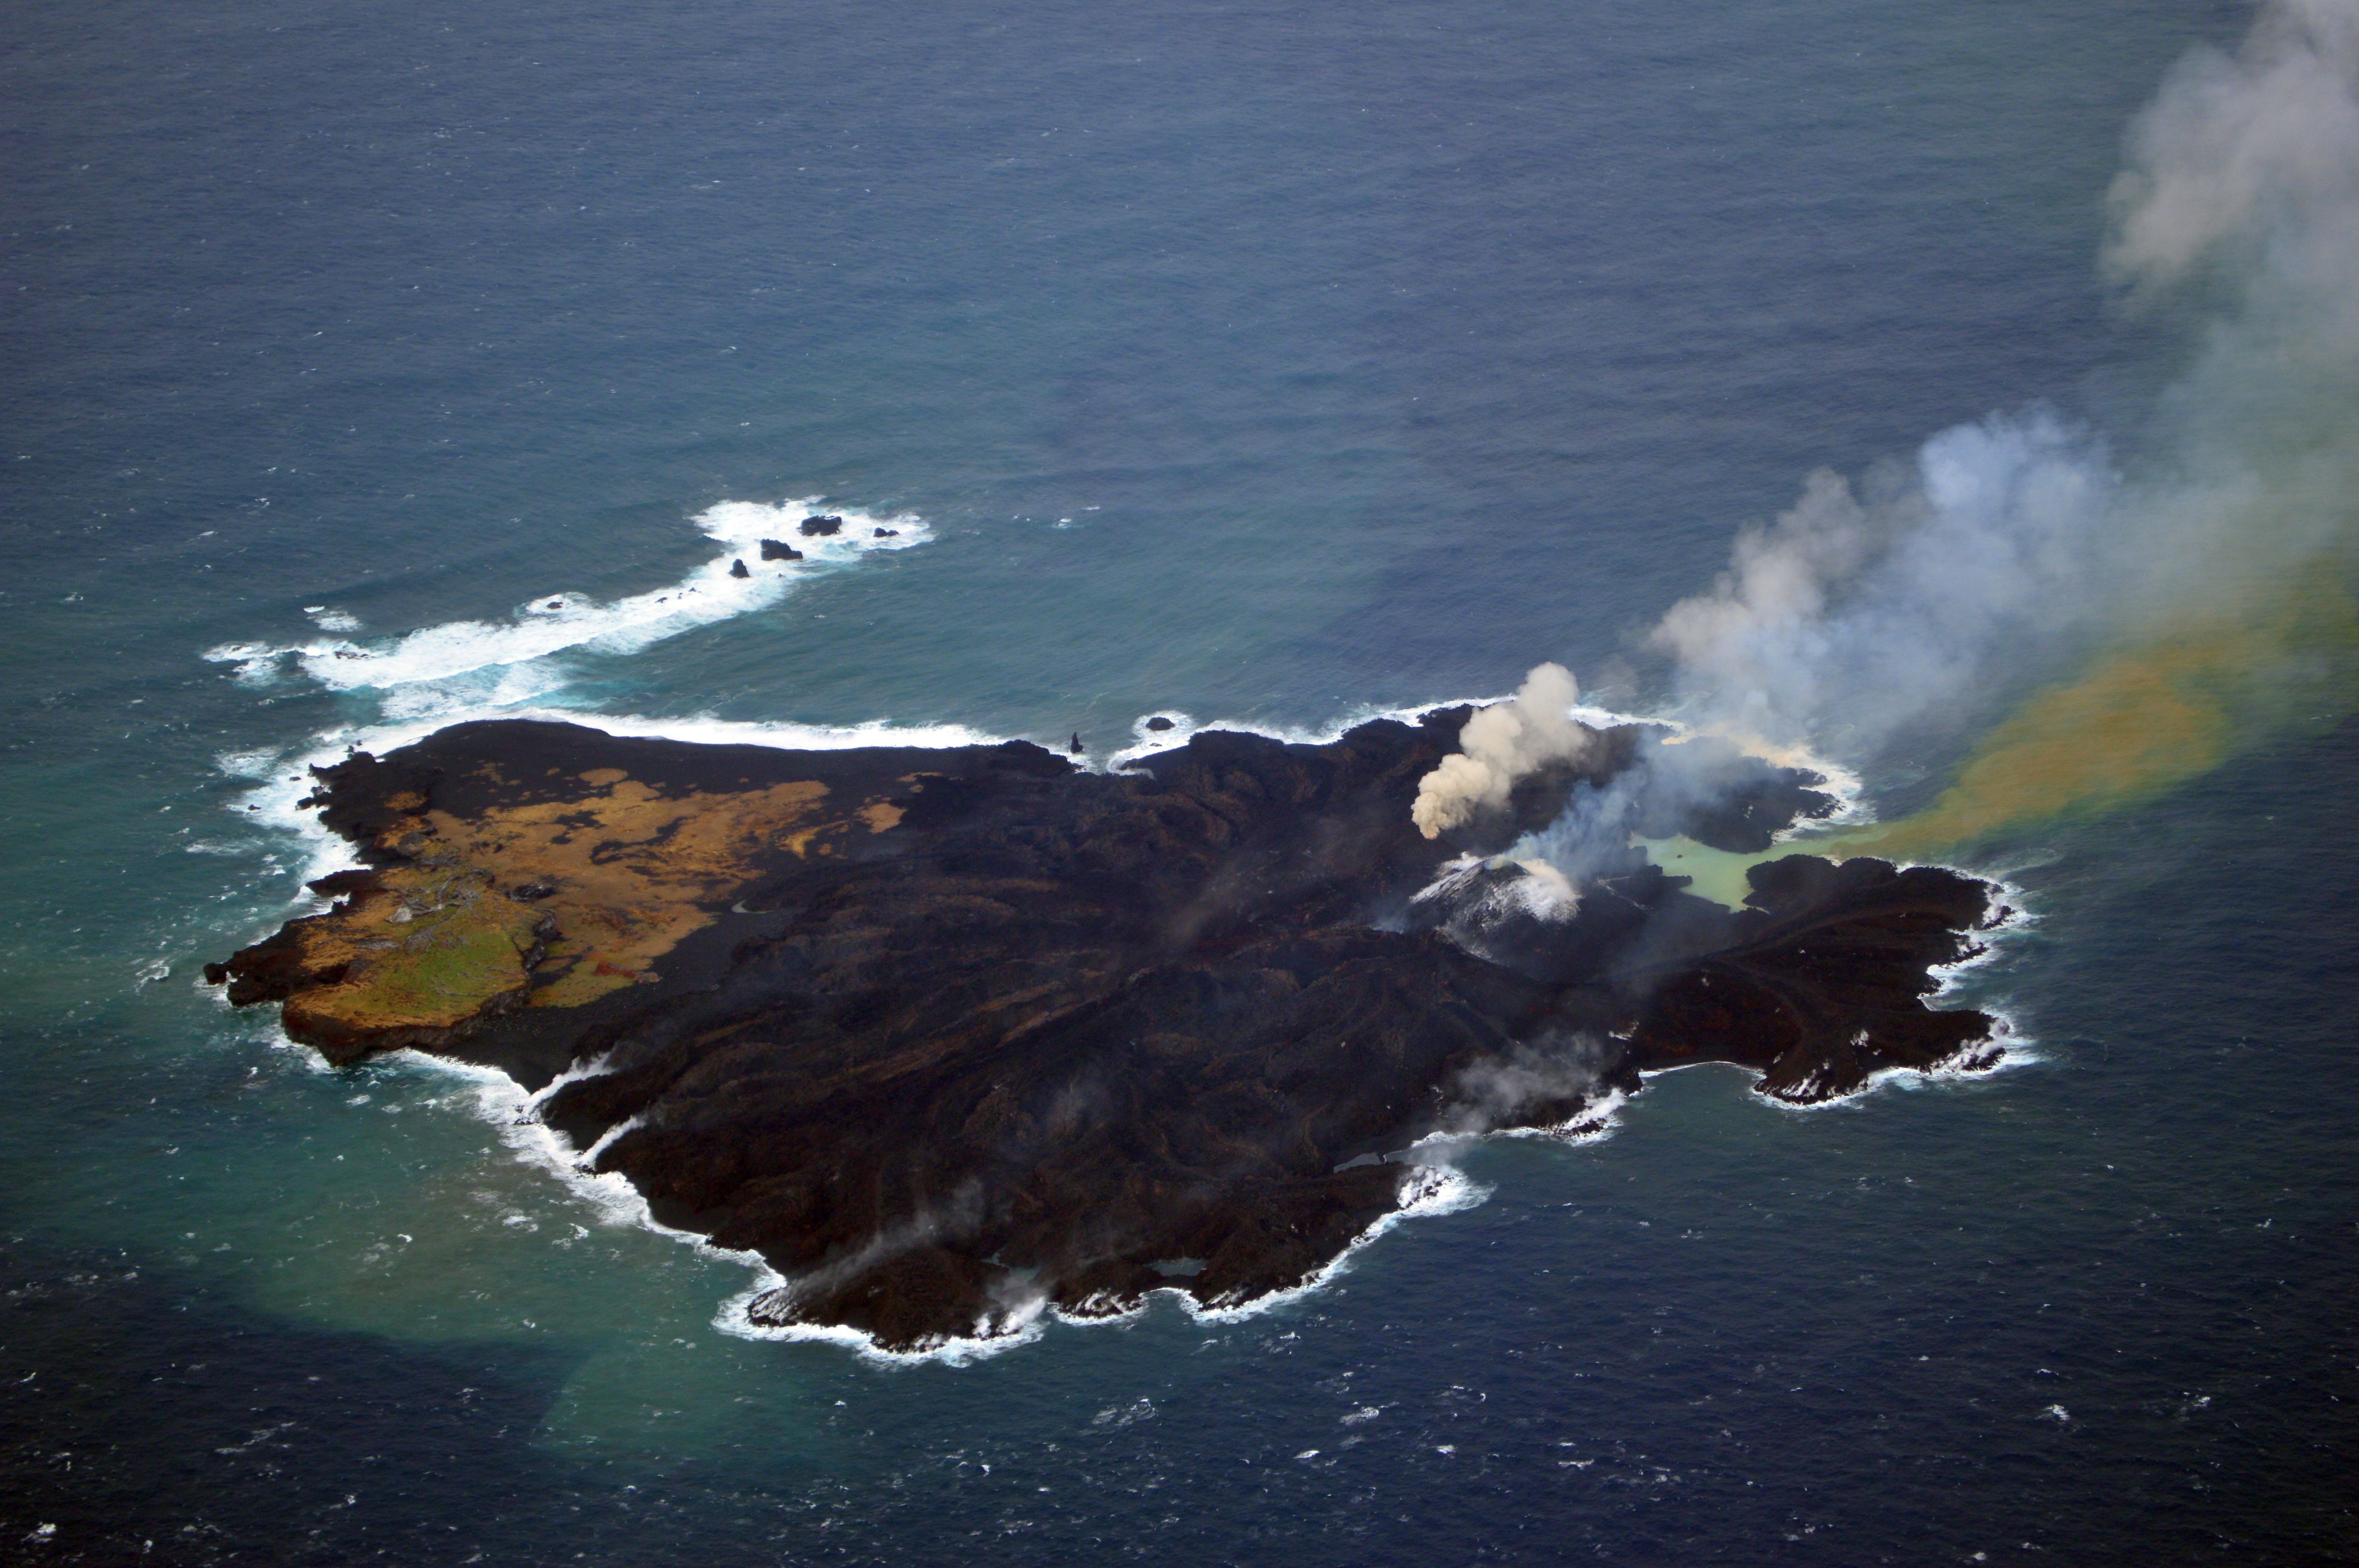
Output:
208 712 2005 1351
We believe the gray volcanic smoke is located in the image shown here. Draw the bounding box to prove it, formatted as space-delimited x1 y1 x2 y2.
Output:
1416 0 2359 875
1410 663 1588 837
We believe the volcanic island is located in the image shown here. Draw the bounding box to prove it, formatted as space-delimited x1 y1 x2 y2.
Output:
208 707 2005 1352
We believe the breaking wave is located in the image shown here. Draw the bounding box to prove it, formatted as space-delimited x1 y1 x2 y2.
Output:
205 496 926 700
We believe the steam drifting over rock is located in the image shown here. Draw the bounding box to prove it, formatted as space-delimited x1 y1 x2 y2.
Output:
1633 0 2359 858
208 715 1997 1354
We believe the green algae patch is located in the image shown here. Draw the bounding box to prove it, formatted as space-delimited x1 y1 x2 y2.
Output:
355 897 542 1022
236 750 920 1056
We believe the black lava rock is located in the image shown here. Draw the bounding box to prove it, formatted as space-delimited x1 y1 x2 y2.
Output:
210 710 1998 1353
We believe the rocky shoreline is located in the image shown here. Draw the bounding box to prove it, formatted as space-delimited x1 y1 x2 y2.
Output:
209 710 2004 1352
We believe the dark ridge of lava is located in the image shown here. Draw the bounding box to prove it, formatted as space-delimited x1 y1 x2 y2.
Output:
208 713 2002 1352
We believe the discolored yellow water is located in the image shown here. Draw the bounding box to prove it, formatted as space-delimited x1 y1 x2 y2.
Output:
1635 836 1783 909
1827 574 2357 865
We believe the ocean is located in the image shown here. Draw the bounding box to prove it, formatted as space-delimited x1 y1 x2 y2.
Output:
3 0 2354 1561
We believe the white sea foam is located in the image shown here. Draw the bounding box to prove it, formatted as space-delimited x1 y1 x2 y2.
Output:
1107 693 1489 770
574 1113 645 1168
1104 691 1673 771
1642 1018 2036 1118
1601 866 2042 1118
271 973 1520 1368
527 1049 619 1107
235 713 2020 1364
1038 1161 1493 1341
1100 711 1200 768
1914 876 2045 1078
387 1046 790 1287
204 496 925 696
1411 1086 1631 1154
1183 1162 1490 1318
329 1020 1505 1369
703 1131 1558 1362
207 706 1007 906
215 667 2023 1365
1930 877 2040 996
716 1274 1054 1368
1107 691 1875 883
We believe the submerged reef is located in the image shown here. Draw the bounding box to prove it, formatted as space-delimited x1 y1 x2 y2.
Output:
209 712 2003 1352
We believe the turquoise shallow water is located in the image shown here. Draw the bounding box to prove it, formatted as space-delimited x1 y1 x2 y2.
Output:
4 0 2355 1561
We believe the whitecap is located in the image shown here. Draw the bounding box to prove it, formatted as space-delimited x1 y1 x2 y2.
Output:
204 673 2034 1365
370 1046 792 1293
717 1299 1052 1367
1412 1085 1630 1152
1164 1162 1491 1326
703 1158 1493 1364
204 495 926 696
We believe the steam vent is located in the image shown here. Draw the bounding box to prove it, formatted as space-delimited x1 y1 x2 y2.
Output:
211 710 2003 1352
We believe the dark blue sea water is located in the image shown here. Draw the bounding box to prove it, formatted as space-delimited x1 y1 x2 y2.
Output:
5 0 2355 1561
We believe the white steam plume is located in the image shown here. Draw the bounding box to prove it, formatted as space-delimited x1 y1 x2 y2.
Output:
1650 419 2108 752
1437 1034 1608 1136
2104 0 2359 301
1411 662 1589 838
1647 0 2359 762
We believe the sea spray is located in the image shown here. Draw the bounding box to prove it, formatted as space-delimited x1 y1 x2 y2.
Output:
206 495 926 702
